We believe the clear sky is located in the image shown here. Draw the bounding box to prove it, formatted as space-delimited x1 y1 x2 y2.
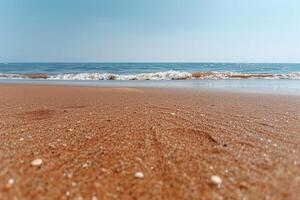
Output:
0 0 299 62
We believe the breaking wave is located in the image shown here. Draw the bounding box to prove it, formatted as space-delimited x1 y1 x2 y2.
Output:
0 71 300 80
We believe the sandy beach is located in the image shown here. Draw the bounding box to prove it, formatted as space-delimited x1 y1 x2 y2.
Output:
0 85 299 200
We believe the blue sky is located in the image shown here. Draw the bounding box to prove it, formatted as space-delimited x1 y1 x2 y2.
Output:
0 0 299 62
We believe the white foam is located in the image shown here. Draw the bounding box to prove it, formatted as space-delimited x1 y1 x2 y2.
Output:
0 73 24 79
49 70 192 80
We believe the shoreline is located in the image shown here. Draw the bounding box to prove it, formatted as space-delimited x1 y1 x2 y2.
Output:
0 79 300 96
0 85 299 199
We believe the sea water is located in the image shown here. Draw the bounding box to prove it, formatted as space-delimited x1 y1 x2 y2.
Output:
0 63 299 95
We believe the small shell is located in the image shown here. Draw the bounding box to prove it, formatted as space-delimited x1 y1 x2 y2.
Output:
134 172 144 179
211 175 222 185
31 159 43 166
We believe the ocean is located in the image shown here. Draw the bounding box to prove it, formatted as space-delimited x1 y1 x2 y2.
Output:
0 63 299 80
0 63 299 94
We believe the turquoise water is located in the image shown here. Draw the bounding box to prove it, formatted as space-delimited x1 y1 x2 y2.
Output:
0 63 299 76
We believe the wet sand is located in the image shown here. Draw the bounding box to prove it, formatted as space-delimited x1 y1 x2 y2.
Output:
0 85 299 200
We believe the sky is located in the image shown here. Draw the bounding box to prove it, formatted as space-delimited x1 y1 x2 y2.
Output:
0 0 299 62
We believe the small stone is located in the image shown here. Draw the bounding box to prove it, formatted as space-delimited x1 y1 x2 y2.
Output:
85 135 92 140
31 158 43 166
20 138 24 141
68 128 73 132
48 143 56 149
134 172 144 179
82 161 91 168
170 113 176 116
66 172 73 178
211 175 222 186
7 178 14 186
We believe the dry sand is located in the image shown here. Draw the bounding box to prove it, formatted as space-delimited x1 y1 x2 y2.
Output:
0 85 299 200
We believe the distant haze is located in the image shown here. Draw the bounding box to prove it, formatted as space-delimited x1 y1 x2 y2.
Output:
0 0 299 62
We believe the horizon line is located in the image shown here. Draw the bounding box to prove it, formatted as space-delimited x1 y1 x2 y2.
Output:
1 61 300 64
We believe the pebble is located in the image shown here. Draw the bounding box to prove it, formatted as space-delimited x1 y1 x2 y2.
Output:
211 175 222 186
170 112 176 116
7 178 14 187
20 138 24 141
85 135 92 140
31 159 43 166
134 172 144 179
82 162 91 168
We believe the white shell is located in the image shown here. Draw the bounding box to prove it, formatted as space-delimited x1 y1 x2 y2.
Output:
134 172 144 179
211 175 222 185
31 159 43 166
